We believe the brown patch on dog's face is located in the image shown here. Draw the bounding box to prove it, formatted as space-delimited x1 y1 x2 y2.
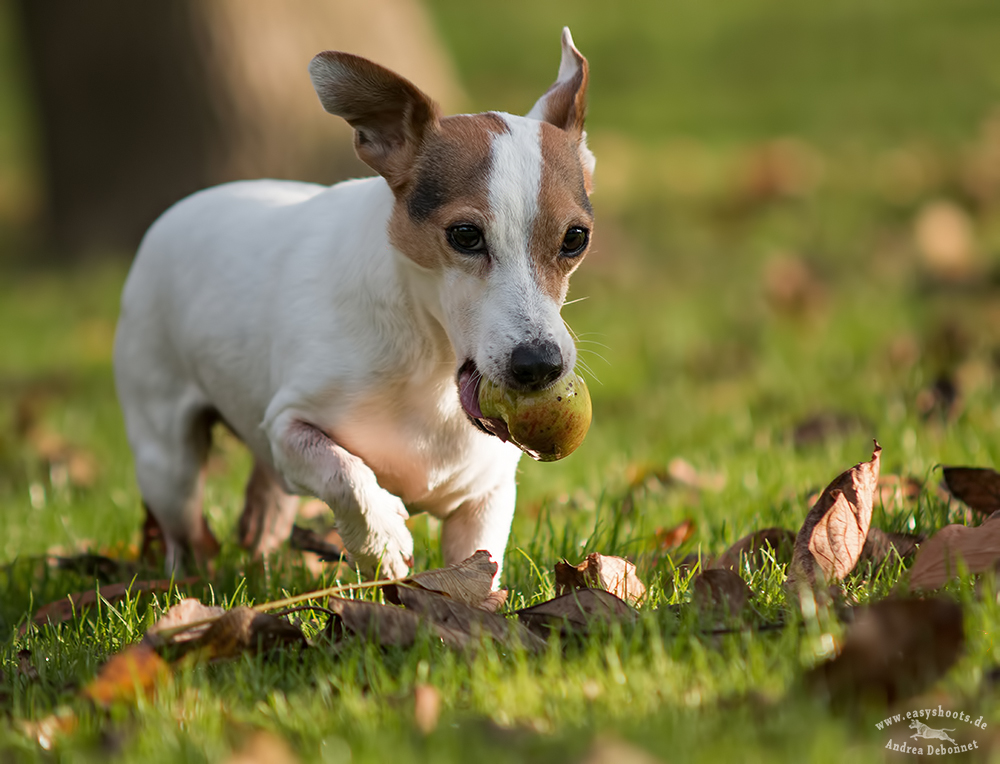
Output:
529 122 594 301
389 114 508 270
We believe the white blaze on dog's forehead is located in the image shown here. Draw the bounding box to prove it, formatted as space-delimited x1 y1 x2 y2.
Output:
487 113 543 257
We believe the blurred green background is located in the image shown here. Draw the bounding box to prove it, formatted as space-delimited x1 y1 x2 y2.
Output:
0 0 998 567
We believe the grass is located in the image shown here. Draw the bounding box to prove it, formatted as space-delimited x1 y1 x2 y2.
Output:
3 0 1000 761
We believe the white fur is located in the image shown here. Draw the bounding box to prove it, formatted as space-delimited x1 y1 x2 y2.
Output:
114 30 592 583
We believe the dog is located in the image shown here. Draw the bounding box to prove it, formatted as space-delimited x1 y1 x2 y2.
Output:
909 720 957 743
114 28 595 582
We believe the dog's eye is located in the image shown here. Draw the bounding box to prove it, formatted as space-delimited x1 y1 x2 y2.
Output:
560 227 589 257
447 224 486 254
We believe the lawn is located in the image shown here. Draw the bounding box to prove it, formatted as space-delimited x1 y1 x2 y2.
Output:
2 1 1000 761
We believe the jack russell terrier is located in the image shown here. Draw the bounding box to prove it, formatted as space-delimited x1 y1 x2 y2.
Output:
114 27 595 582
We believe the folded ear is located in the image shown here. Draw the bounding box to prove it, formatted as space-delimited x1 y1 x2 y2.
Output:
526 27 589 134
309 52 440 190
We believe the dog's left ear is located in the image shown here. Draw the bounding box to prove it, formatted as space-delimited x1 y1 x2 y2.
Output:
527 27 589 135
309 52 440 191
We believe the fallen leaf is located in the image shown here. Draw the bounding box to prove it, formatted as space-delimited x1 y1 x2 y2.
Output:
555 553 646 605
327 597 469 649
858 528 924 566
906 522 1000 591
24 578 199 635
145 598 227 648
665 458 725 491
576 735 666 764
17 708 78 750
690 569 751 616
516 589 638 637
191 607 307 660
804 597 964 707
50 553 132 581
226 730 299 764
17 649 39 681
876 474 923 513
763 253 827 319
713 528 795 572
789 442 881 588
917 374 961 421
913 199 977 281
653 519 696 551
792 412 871 449
82 644 171 707
385 550 497 610
413 684 441 735
393 586 545 652
941 467 1000 515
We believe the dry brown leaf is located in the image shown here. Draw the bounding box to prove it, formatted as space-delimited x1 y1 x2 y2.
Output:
17 649 40 681
555 553 646 605
653 519 696 551
906 522 1000 591
913 199 977 281
146 598 227 648
17 708 78 751
82 644 172 707
690 569 751 616
941 467 1000 515
713 528 795 572
226 730 299 764
858 528 924 566
516 588 638 637
385 550 497 610
393 586 545 652
23 577 199 635
804 597 964 707
480 589 509 613
576 735 666 764
327 597 483 650
413 684 441 735
789 442 881 588
876 474 923 513
191 607 307 660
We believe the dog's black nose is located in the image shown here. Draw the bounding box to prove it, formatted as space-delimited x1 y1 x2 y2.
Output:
509 341 564 389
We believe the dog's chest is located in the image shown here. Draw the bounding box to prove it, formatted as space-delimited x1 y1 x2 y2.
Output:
333 382 514 513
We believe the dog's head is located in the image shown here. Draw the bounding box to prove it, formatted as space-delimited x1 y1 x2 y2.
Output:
909 720 921 729
310 29 594 441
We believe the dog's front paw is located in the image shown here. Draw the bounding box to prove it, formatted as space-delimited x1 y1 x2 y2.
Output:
337 493 414 580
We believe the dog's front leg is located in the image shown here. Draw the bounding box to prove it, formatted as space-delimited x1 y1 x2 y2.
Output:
266 412 414 579
440 477 517 585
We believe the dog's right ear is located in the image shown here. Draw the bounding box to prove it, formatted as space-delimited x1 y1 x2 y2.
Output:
309 52 440 191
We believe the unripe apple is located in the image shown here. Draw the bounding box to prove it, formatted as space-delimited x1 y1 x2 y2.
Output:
478 373 592 461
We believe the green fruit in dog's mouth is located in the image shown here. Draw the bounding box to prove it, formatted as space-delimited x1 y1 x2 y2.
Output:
478 373 592 461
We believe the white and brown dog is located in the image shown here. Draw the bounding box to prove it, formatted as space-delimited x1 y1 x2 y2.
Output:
114 28 595 582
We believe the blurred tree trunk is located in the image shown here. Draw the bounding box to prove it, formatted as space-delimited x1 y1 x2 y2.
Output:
15 0 462 257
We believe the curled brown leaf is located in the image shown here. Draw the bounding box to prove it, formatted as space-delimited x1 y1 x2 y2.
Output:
555 553 646 605
905 521 1000 591
516 589 638 638
789 442 881 588
941 466 1000 515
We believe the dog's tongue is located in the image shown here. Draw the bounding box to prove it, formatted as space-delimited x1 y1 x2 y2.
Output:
458 366 484 419
457 364 511 443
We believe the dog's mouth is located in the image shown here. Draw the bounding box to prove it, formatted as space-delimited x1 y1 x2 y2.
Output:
457 360 511 443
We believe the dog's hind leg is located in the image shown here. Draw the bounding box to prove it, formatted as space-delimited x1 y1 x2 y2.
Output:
126 401 220 572
238 460 299 556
